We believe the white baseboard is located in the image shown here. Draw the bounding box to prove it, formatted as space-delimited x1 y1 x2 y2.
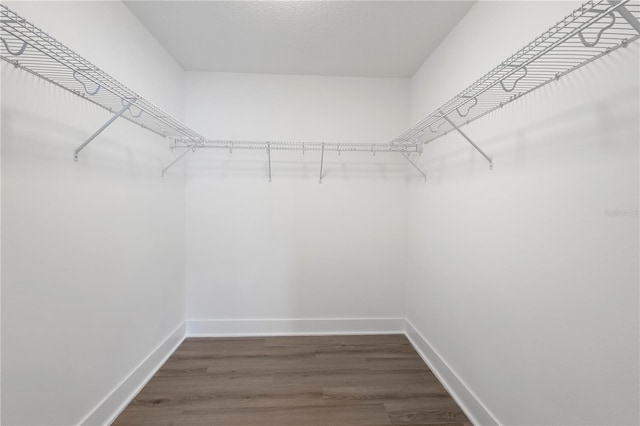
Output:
80 321 186 426
404 319 499 426
187 317 405 337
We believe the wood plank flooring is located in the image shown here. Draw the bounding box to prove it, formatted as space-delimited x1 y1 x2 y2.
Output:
113 335 471 426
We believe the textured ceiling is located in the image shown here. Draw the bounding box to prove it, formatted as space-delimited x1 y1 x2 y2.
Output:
125 1 474 78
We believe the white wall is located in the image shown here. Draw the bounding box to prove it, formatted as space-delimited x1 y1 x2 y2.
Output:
1 2 186 425
406 2 639 425
3 2 638 425
184 72 410 335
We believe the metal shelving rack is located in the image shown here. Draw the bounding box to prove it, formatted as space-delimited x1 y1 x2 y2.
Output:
0 2 420 179
390 0 640 169
1 0 639 179
0 3 205 175
171 139 425 183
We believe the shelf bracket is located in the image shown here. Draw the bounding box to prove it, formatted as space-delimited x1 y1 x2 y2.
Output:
400 150 427 182
74 100 134 161
440 110 493 170
267 142 272 183
391 143 426 181
161 142 197 177
608 0 640 33
319 143 325 184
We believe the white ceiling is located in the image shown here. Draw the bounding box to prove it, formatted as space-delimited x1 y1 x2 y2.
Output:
125 1 474 78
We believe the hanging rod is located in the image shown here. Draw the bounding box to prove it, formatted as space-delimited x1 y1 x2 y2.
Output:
391 0 640 150
0 4 204 169
173 139 424 182
172 139 422 154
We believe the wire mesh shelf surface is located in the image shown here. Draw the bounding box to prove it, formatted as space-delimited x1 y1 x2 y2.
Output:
173 140 422 154
0 4 204 143
390 0 640 148
1 0 638 175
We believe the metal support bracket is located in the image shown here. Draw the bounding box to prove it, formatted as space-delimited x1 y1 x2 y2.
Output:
608 0 640 33
161 143 196 177
390 142 427 181
319 143 325 184
74 100 133 161
267 142 272 182
440 111 493 170
400 151 427 182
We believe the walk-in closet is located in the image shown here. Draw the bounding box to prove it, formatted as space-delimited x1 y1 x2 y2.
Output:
1 1 638 425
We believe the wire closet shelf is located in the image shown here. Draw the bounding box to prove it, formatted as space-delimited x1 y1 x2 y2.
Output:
171 140 422 153
1 0 639 177
390 0 640 157
0 3 205 169
0 2 419 175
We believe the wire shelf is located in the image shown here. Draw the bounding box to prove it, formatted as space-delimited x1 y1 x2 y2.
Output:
390 0 640 148
173 140 422 154
2 0 638 178
0 4 204 144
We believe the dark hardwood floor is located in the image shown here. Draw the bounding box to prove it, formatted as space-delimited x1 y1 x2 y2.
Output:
113 334 471 426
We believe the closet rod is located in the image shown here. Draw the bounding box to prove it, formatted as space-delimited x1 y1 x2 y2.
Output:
172 140 422 153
